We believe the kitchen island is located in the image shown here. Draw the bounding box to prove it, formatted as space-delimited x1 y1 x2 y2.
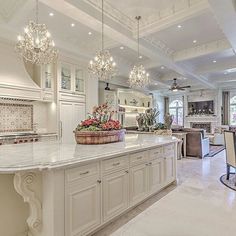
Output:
0 134 178 236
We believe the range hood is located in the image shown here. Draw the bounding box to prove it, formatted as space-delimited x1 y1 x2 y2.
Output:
0 40 41 100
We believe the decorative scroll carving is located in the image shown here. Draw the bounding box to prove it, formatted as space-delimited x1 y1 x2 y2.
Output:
14 172 42 236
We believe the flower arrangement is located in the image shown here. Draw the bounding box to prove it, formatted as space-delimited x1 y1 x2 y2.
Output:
76 103 122 132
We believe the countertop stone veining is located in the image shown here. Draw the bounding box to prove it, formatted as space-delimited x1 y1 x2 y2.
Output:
0 134 178 173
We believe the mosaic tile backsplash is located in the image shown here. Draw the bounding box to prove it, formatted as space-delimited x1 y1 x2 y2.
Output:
0 103 33 132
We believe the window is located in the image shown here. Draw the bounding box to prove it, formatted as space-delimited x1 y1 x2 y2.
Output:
169 99 183 126
230 96 236 125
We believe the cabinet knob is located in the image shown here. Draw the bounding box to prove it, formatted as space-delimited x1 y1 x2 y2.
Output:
149 162 152 165
125 170 129 174
145 163 149 166
97 180 101 184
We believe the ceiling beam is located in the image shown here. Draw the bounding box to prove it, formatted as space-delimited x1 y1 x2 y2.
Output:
139 0 210 37
208 0 236 51
173 39 231 62
196 60 236 75
40 0 215 89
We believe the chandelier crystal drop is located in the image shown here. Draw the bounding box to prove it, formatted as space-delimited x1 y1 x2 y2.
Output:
128 16 150 88
88 0 117 80
15 0 58 64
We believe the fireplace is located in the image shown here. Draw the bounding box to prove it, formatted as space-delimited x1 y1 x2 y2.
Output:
191 122 211 133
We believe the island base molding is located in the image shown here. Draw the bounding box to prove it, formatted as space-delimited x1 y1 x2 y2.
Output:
12 142 177 236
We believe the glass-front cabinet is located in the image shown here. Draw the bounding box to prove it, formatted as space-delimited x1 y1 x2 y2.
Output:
75 68 84 93
60 62 85 94
42 64 54 90
61 64 72 91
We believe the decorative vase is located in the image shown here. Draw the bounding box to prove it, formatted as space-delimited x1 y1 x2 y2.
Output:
74 129 126 144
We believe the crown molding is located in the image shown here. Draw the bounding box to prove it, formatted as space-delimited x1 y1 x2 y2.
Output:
173 39 231 62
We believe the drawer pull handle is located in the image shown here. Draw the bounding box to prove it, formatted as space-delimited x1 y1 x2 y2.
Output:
97 180 101 184
80 171 89 175
125 170 129 174
113 162 120 166
145 163 149 166
137 156 143 159
149 162 152 165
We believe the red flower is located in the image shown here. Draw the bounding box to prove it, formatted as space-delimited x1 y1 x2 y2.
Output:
101 120 121 130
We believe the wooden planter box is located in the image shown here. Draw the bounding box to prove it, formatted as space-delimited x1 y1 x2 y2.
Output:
74 129 126 144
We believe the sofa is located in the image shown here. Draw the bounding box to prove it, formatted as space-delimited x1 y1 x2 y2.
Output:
172 127 210 158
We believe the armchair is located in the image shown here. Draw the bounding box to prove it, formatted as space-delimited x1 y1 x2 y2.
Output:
186 131 210 158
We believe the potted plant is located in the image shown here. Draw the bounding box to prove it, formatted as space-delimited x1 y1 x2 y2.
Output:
74 103 125 144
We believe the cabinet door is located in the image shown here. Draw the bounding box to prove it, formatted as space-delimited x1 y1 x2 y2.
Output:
60 101 74 143
61 64 72 91
73 103 86 131
103 170 129 222
75 68 85 93
130 164 148 206
164 156 175 184
60 102 86 143
149 158 163 194
65 177 101 236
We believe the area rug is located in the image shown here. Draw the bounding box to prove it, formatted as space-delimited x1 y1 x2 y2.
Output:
220 173 236 191
207 144 225 157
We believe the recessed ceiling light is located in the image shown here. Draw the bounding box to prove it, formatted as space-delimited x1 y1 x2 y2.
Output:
193 40 197 43
213 60 217 63
88 32 92 35
49 12 54 17
71 23 75 27
161 66 165 69
224 72 228 75
139 55 143 59
120 46 124 50
177 25 182 29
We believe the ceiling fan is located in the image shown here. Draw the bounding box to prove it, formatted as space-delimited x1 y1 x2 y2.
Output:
170 78 191 92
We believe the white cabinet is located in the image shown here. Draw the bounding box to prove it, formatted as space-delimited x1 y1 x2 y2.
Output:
130 163 149 206
60 62 85 94
60 101 85 143
163 156 175 184
65 163 101 236
163 145 175 185
148 158 163 194
103 170 129 222
65 176 101 236
63 145 176 236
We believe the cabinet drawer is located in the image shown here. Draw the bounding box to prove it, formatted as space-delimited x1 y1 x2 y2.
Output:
130 151 148 166
66 163 99 183
102 156 128 174
164 144 175 156
149 147 163 160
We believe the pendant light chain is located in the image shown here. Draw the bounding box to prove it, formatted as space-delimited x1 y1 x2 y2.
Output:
36 0 39 24
137 16 140 59
101 0 104 51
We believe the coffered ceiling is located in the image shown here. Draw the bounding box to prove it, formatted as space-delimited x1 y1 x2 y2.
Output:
0 0 236 93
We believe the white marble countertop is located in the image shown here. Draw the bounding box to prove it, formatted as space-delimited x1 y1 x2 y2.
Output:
0 134 178 173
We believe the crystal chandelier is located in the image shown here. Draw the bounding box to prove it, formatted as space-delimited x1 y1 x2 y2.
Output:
15 0 58 64
88 0 117 80
128 16 150 88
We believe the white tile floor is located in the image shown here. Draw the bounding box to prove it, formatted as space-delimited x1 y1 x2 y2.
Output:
94 150 236 236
